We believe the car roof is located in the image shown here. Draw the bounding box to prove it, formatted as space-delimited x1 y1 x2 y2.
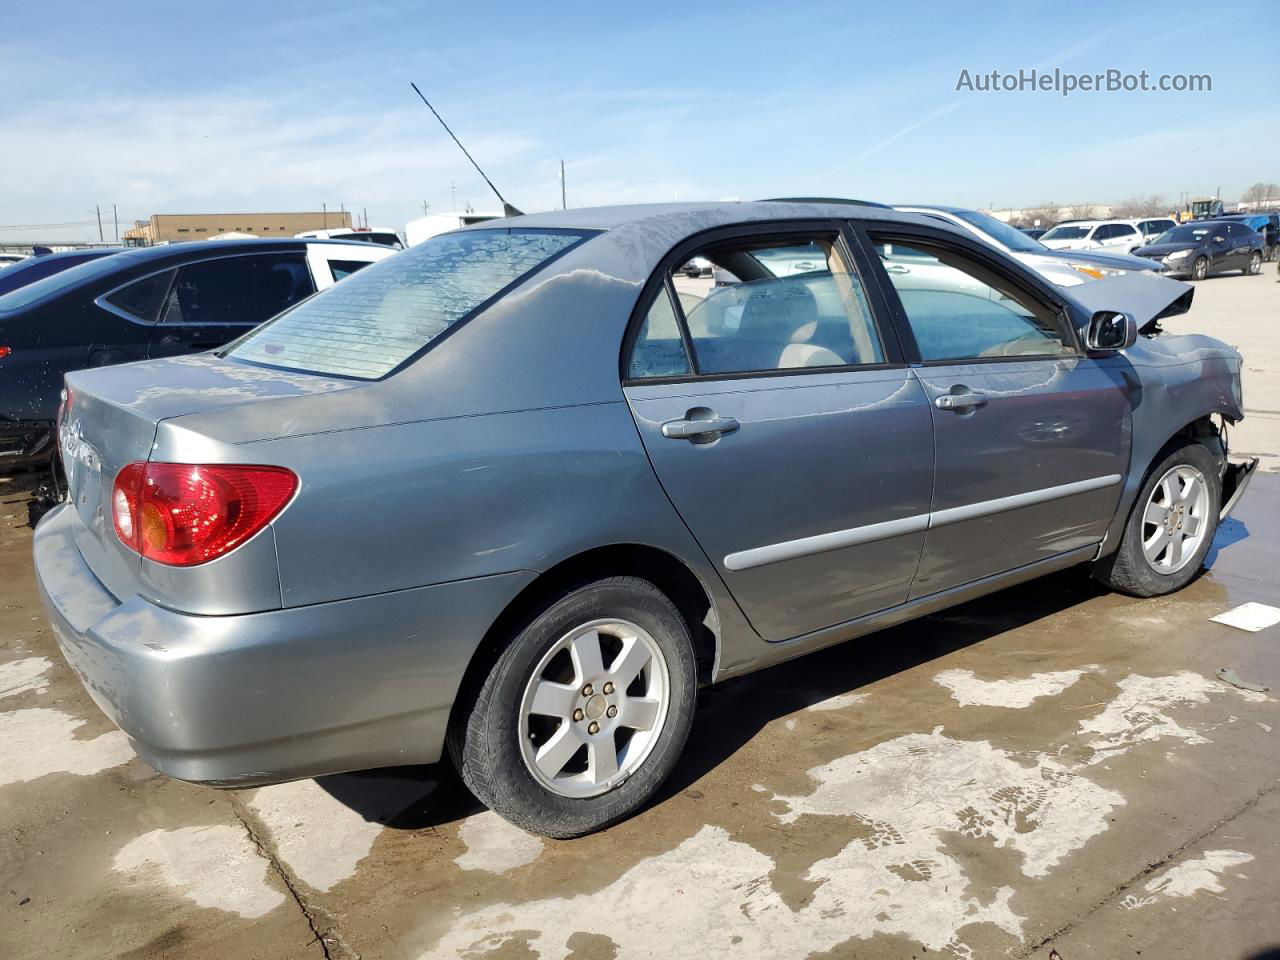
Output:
110 236 371 263
463 201 933 233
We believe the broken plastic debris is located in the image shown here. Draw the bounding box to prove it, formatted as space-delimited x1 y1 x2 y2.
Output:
1210 602 1280 633
1216 668 1270 694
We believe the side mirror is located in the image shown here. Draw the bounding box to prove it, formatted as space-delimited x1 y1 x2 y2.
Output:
1087 310 1138 351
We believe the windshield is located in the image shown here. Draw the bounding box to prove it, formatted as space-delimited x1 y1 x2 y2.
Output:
1040 225 1090 241
951 209 1045 253
0 252 131 312
227 228 592 379
0 252 115 297
1155 225 1211 244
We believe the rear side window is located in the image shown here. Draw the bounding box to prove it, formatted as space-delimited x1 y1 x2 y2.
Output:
103 269 172 321
627 233 884 379
160 254 315 326
228 229 590 379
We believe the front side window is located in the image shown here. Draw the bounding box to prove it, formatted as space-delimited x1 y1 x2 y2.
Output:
228 229 590 379
872 238 1073 362
160 253 315 326
628 234 884 378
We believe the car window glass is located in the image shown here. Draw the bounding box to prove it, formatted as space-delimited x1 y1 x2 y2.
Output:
160 254 315 326
103 270 172 321
666 235 883 376
872 239 1073 362
228 229 590 379
628 285 691 379
328 259 374 282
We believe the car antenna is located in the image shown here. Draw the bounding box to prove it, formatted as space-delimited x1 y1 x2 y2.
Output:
409 82 523 218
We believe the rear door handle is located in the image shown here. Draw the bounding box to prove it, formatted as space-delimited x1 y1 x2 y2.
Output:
935 392 988 411
661 416 739 441
885 264 910 275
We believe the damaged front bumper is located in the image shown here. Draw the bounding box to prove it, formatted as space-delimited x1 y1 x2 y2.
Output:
1220 457 1259 521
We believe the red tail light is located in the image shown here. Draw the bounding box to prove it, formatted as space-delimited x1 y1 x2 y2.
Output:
0 346 11 359
112 462 297 566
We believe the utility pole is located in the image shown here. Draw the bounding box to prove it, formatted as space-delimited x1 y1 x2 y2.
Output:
95 205 104 242
323 203 328 229
363 207 368 229
560 159 566 210
112 204 118 242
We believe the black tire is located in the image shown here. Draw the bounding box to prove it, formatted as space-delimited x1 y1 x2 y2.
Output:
1245 251 1262 275
1191 256 1208 281
1092 441 1221 598
448 577 697 838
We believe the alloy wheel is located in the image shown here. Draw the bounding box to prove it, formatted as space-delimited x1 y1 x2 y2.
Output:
1248 252 1262 275
1141 464 1210 574
518 618 670 798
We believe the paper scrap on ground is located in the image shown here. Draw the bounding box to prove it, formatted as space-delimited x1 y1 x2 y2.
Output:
1210 602 1280 633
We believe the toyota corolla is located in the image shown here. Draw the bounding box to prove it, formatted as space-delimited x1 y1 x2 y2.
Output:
34 201 1256 837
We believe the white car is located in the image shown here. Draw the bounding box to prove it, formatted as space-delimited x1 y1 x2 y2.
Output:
295 227 404 250
1039 220 1144 253
1133 218 1178 244
893 206 1157 286
0 253 28 268
404 213 504 247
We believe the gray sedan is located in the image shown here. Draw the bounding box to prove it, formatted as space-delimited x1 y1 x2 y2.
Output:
35 201 1257 837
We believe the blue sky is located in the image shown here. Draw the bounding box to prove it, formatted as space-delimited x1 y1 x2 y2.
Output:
2 0 1276 241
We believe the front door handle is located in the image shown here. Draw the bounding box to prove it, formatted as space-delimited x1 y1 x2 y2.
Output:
935 392 988 411
885 264 910 275
661 415 739 441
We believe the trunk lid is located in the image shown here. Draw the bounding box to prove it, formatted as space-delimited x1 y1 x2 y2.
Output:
60 354 357 603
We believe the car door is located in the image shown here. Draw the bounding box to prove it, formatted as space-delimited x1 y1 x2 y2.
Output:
622 223 934 642
148 251 315 359
859 225 1131 598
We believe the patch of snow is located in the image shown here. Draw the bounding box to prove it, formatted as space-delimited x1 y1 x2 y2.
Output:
933 666 1092 708
1121 850 1254 909
428 824 1017 959
113 825 285 918
773 727 1124 879
0 657 52 700
455 811 545 874
0 708 132 785
1077 672 1265 764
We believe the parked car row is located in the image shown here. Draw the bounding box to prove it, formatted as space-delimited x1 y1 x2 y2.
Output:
31 199 1257 838
1132 220 1266 280
0 238 392 466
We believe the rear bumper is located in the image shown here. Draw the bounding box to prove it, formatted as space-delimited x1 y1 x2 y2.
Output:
34 502 534 786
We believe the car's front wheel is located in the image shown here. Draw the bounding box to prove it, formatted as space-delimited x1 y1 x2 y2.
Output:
449 577 697 838
1246 251 1262 275
1093 440 1221 597
1191 256 1209 281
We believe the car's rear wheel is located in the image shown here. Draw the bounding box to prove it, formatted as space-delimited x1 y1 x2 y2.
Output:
1093 441 1221 597
1246 251 1262 275
1191 256 1209 281
448 577 697 838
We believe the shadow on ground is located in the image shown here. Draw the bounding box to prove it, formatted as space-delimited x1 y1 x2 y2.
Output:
311 565 1117 829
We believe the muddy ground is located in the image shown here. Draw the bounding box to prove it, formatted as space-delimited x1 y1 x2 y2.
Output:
2 271 1278 960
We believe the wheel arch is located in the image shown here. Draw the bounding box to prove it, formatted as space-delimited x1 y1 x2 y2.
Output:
448 544 720 738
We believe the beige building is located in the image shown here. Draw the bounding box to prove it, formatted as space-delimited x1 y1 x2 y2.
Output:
124 211 353 245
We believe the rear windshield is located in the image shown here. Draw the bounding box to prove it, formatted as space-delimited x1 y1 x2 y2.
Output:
227 228 591 379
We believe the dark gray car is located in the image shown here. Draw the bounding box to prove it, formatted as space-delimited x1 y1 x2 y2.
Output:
33 202 1257 837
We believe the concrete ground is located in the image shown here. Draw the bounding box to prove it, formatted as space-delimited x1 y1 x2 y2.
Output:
2 271 1278 960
